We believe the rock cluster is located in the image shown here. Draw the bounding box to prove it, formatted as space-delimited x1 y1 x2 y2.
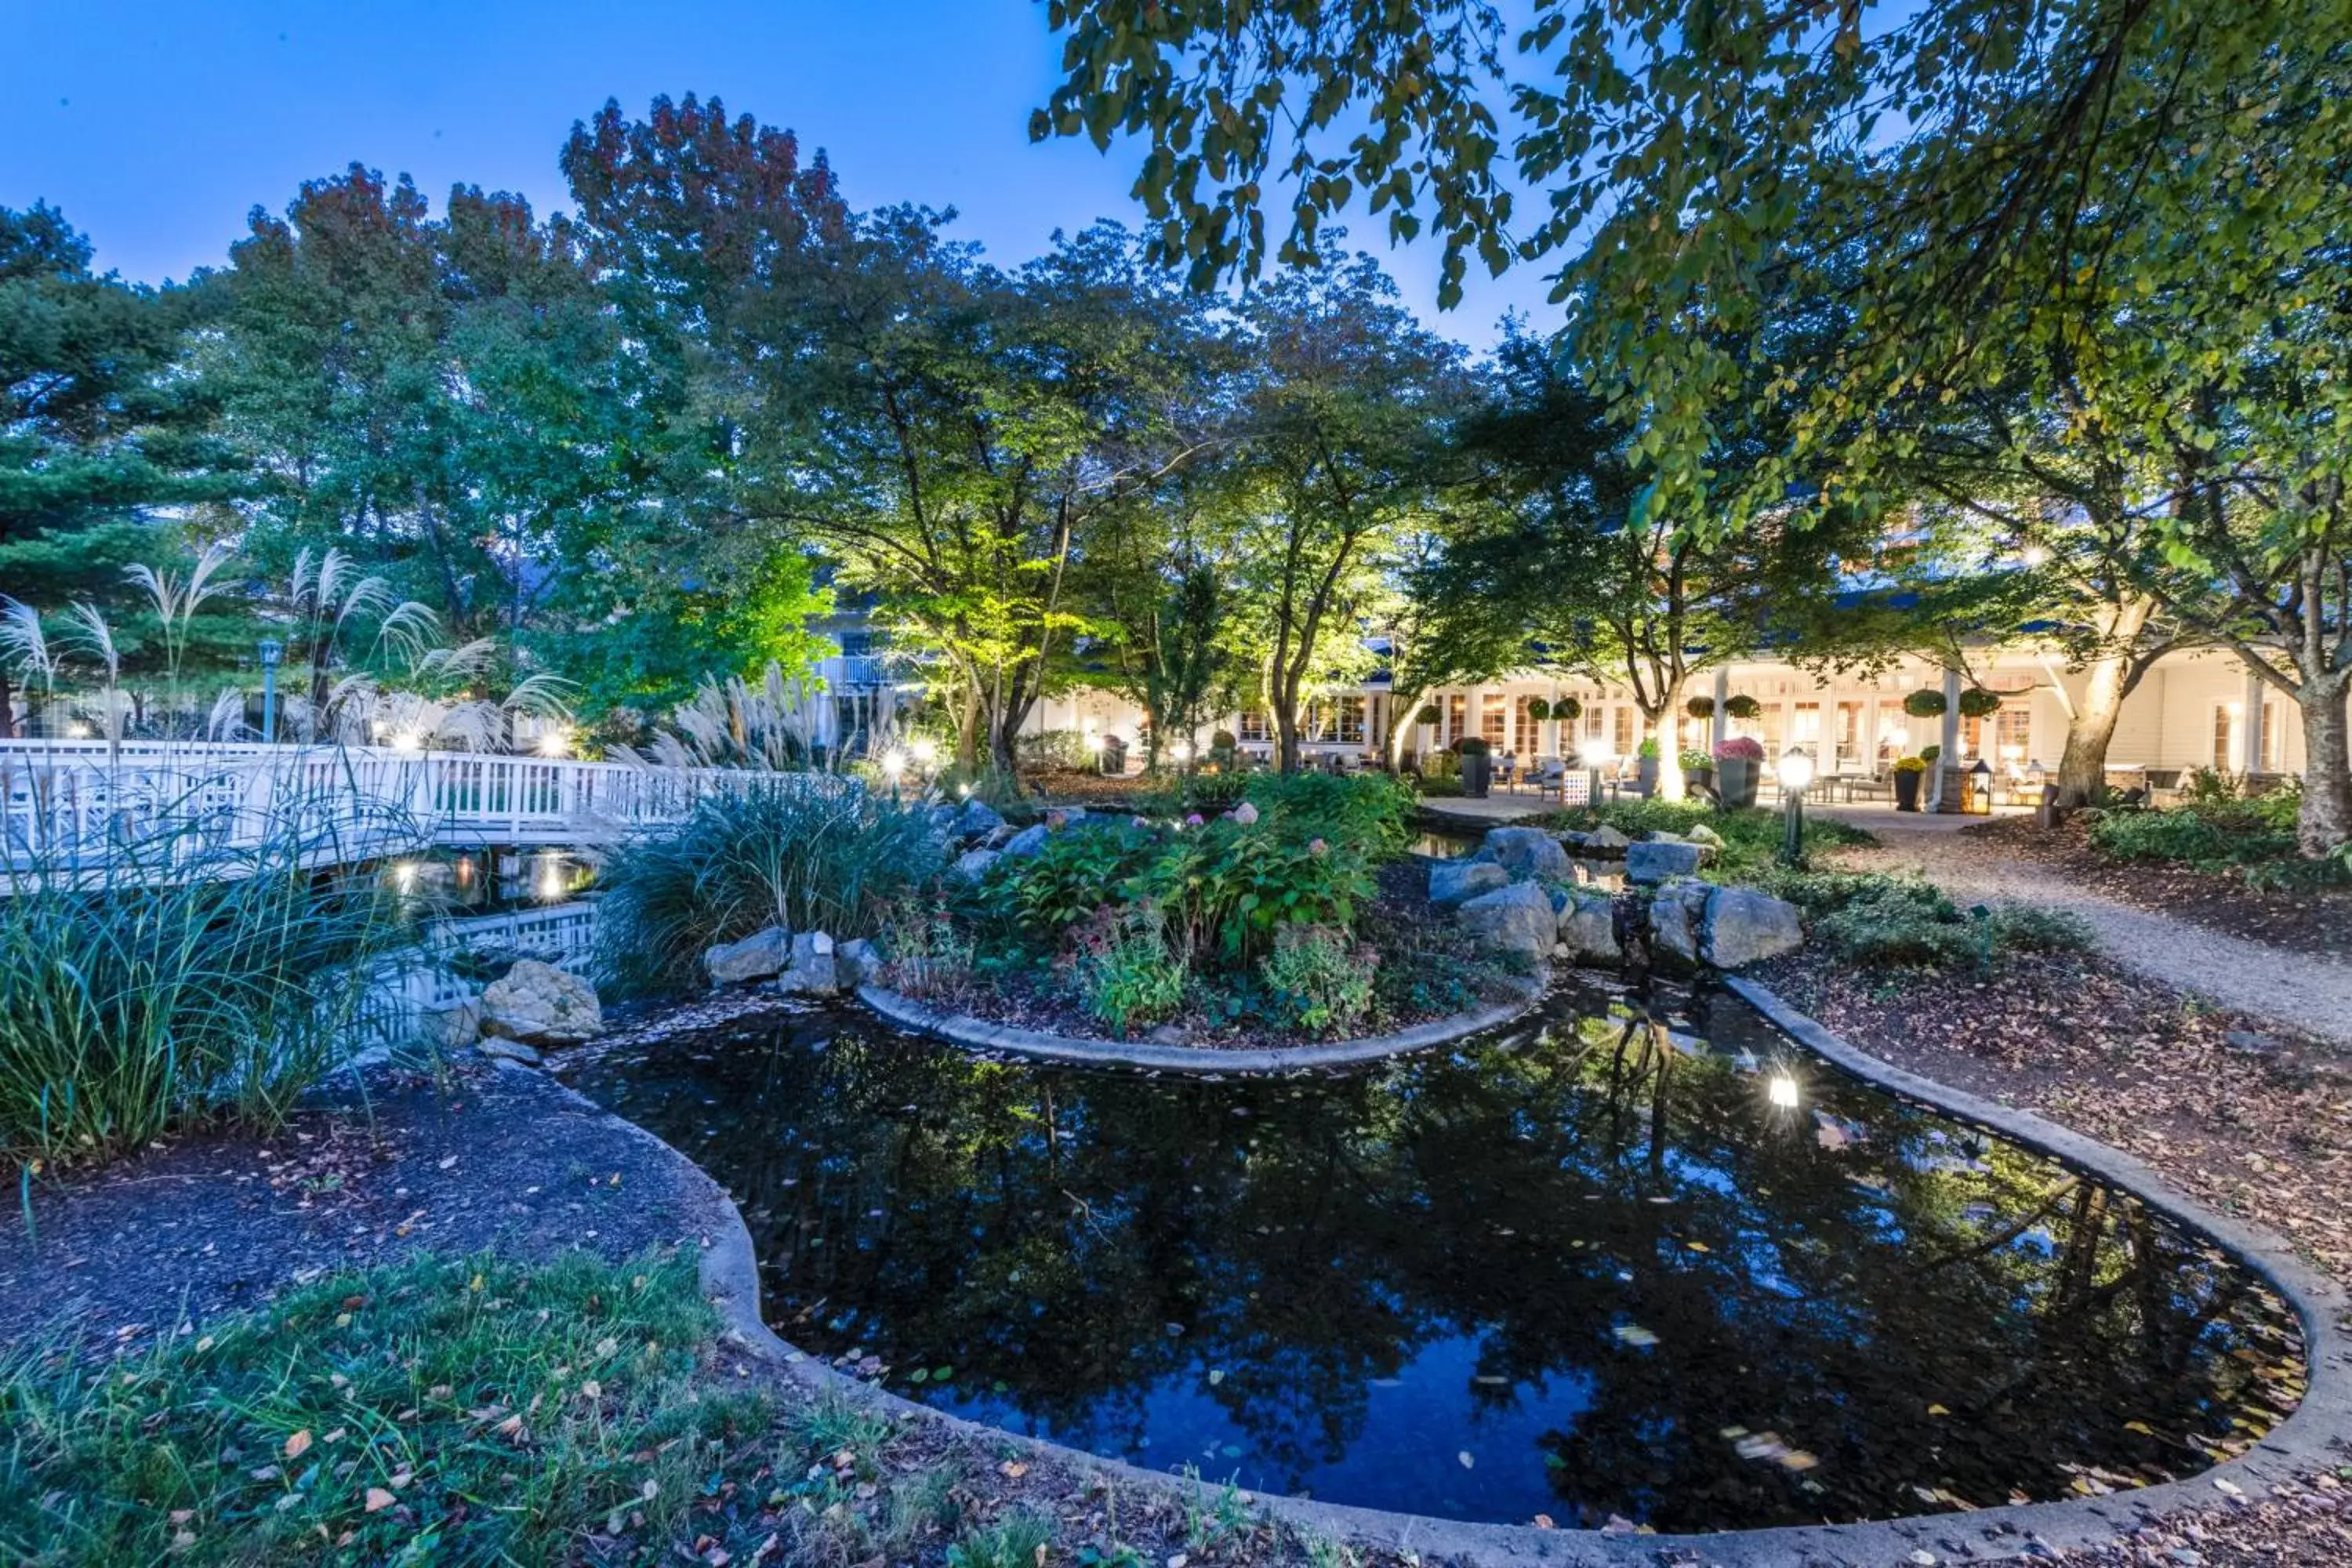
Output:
699 923 885 1000
1436 823 1804 973
479 958 604 1048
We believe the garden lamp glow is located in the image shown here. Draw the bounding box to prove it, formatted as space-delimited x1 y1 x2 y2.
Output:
1777 747 1815 866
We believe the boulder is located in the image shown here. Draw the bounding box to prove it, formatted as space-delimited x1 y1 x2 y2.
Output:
1000 823 1051 859
1557 891 1620 964
1625 840 1707 885
1483 826 1572 883
1687 822 1726 849
1457 882 1558 964
836 936 882 989
1585 824 1632 853
956 797 1005 839
478 1036 543 1066
1648 881 1710 964
416 1001 480 1051
1428 858 1510 908
479 959 604 1047
704 924 790 985
776 931 840 997
1702 887 1805 970
953 847 1001 882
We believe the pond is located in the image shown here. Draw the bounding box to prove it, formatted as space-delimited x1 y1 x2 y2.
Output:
565 982 2303 1534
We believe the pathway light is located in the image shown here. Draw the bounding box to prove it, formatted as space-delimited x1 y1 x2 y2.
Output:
1768 1073 1802 1110
1778 747 1814 866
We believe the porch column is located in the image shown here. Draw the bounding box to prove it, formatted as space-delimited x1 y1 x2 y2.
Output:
1931 666 1963 811
2240 659 2267 775
1711 668 1729 752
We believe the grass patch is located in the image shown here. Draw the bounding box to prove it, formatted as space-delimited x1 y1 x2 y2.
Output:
1534 799 1875 879
0 1250 773 1566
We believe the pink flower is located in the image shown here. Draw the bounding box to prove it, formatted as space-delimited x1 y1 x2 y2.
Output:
1309 837 1328 857
1231 800 1261 826
1185 812 1205 826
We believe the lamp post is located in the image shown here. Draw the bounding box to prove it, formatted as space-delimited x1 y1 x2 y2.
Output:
256 639 284 742
880 748 906 805
1777 747 1816 866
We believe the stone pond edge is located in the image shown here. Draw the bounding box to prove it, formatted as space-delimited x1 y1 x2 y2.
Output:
554 980 2352 1567
851 973 1548 1074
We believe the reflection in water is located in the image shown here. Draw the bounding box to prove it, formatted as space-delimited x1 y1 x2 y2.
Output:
379 848 595 916
569 982 2303 1531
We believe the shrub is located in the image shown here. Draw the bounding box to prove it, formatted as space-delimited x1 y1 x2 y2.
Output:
1920 744 1942 764
1243 771 1414 856
1000 821 1164 935
1072 911 1187 1035
881 897 978 1000
1679 749 1712 771
1260 924 1376 1036
1017 728 1094 771
1150 770 1250 816
2088 795 2299 869
1131 822 1375 971
1760 869 2090 972
593 782 943 996
0 804 410 1167
1714 735 1763 763
1903 689 1948 718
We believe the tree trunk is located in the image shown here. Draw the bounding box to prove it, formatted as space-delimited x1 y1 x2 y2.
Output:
1647 676 1686 801
2053 597 2155 810
1272 686 1302 775
0 670 13 739
2296 673 2352 857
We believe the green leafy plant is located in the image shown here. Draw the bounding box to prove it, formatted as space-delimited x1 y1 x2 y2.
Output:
1920 744 1942 764
1002 822 1165 935
1722 694 1762 720
1451 735 1490 757
1684 695 1715 719
1242 771 1414 855
1073 911 1189 1035
1678 749 1712 771
882 897 979 1000
948 1512 1055 1568
1957 688 2005 719
1551 695 1583 723
1259 924 1375 1036
1130 823 1376 971
1893 756 1929 774
1636 736 1661 759
1523 696 1552 721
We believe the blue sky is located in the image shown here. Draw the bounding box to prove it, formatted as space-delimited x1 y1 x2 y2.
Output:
2 0 1558 344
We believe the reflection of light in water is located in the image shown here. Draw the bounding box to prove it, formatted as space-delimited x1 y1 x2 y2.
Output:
455 855 474 887
534 855 568 902
1768 1073 1802 1109
392 860 419 893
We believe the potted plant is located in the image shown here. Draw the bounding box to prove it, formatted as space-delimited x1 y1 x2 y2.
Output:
1722 694 1762 722
1685 694 1715 720
1957 688 2004 720
1453 735 1492 797
1893 754 1928 811
1680 747 1715 793
1209 729 1238 770
1713 735 1764 808
1414 702 1441 728
1635 735 1661 794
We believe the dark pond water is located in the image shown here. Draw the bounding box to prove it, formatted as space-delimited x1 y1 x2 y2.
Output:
566 984 2303 1533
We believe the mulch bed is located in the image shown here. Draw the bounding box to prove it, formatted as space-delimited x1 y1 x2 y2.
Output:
1755 944 2352 1563
1961 815 2352 960
0 1059 725 1358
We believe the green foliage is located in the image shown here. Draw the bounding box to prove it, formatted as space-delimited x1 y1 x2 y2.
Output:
1128 823 1374 971
948 1512 1055 1568
1720 695 1762 720
1956 688 2004 720
1893 757 1929 775
2086 792 2303 872
1538 800 1872 881
593 784 942 996
1018 728 1095 771
0 1250 768 1566
1002 822 1166 937
880 897 979 1002
1759 870 2092 974
1259 924 1375 1037
1242 771 1414 856
0 803 408 1167
1903 690 1948 719
1073 912 1189 1036
1450 735 1488 757
1684 695 1714 719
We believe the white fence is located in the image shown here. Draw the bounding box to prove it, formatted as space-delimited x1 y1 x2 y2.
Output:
1 739 831 874
373 899 601 1018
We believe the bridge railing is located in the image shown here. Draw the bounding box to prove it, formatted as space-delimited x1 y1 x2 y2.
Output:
1 739 836 869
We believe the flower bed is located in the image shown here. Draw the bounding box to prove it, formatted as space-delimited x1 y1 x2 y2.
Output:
880 774 1530 1047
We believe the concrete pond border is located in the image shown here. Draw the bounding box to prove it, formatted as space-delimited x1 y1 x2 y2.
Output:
853 971 1548 1074
567 977 2352 1567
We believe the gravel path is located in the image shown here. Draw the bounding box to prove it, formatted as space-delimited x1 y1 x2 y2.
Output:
1833 819 2352 1046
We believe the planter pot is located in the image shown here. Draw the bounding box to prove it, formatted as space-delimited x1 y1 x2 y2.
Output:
1461 754 1492 797
1636 757 1660 797
1715 757 1760 809
1690 764 1715 795
1893 770 1922 811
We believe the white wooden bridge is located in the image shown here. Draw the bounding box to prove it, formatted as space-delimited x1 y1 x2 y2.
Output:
1 739 815 876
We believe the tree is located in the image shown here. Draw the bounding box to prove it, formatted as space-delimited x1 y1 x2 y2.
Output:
1221 251 1467 774
0 203 240 735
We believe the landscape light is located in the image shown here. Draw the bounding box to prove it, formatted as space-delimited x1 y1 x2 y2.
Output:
1777 749 1815 793
1171 739 1193 762
880 750 906 778
910 738 937 765
392 861 419 893
537 728 571 758
1085 732 1106 752
66 720 93 739
390 730 423 754
1778 748 1814 866
2019 544 2051 567
1769 1073 1802 1110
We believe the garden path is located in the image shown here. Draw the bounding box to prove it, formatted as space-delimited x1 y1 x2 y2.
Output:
1824 818 2352 1047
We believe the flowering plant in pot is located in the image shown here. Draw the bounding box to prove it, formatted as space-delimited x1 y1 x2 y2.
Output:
1712 735 1765 808
1452 735 1492 797
1893 753 1929 811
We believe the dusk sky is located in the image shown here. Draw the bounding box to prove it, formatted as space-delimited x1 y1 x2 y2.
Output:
3 0 1558 343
